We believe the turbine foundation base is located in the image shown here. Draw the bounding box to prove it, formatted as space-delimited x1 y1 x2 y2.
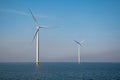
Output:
36 61 39 64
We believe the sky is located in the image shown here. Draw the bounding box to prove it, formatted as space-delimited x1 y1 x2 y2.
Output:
0 0 120 62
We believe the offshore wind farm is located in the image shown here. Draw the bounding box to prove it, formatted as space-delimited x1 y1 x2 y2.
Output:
0 0 120 80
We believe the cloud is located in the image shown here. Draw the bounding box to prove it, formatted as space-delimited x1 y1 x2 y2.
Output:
0 8 48 18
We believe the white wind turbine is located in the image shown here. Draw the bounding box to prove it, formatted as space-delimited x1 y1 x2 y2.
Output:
29 9 48 64
74 40 84 64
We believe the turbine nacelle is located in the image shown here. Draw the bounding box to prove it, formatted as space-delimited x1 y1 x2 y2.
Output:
36 26 48 29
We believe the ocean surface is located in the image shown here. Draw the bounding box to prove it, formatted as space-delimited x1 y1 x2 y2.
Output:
0 62 120 80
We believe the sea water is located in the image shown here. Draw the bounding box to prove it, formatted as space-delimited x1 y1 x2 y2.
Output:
0 62 120 80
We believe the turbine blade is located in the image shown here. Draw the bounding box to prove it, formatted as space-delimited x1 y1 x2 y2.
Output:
29 9 39 27
40 26 58 29
40 26 48 28
74 40 80 44
74 40 82 46
32 28 39 41
80 40 85 44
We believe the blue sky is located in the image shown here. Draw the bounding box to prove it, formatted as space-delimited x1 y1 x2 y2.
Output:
0 0 120 62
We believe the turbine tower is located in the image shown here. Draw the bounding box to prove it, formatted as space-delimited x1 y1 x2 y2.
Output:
74 40 84 64
29 9 48 64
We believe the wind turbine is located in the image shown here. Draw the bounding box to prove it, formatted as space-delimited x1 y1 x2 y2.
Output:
74 40 84 64
29 9 48 64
